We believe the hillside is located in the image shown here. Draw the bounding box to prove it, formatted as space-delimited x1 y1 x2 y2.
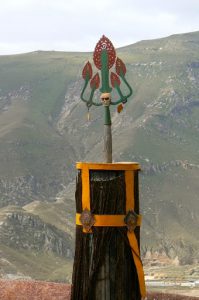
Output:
0 31 199 282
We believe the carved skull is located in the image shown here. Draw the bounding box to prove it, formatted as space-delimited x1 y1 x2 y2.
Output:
100 93 111 106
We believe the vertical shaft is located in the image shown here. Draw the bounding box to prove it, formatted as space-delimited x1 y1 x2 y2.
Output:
104 124 112 163
100 50 112 93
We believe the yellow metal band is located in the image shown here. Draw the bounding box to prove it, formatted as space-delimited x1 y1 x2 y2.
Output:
76 162 140 171
76 213 142 227
125 169 146 298
125 170 135 211
127 231 146 297
81 164 90 211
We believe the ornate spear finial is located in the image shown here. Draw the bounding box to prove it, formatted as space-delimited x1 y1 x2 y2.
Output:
80 35 133 163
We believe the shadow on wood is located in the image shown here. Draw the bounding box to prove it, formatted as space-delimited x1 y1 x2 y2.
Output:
71 164 142 300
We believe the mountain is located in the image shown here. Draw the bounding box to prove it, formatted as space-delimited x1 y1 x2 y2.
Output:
0 31 199 281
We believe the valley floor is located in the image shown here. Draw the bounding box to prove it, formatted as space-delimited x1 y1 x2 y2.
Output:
0 280 199 299
144 264 199 297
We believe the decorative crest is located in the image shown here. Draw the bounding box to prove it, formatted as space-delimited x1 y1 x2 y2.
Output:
82 61 93 80
93 35 116 70
110 72 121 87
115 57 126 77
124 210 138 232
80 36 133 162
90 73 100 90
80 209 95 232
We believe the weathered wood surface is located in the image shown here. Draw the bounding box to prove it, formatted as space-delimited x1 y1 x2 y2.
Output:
71 170 141 300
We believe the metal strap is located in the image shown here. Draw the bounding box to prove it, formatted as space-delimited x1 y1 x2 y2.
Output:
125 170 146 298
76 213 142 227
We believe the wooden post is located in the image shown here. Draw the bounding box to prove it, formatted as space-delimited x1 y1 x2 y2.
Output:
77 36 141 300
104 125 112 163
71 163 146 300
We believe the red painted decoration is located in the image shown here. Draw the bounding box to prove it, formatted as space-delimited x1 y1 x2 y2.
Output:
82 61 93 80
115 57 126 76
93 35 116 70
110 72 121 87
90 73 100 89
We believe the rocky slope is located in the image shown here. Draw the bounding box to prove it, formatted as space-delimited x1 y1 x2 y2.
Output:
0 31 198 280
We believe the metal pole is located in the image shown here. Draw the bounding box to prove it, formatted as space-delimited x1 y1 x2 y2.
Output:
102 101 112 163
104 124 112 163
80 35 133 164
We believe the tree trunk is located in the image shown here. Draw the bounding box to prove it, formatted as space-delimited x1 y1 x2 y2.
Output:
71 165 141 300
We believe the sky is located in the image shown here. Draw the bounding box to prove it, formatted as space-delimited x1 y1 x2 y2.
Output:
0 0 199 55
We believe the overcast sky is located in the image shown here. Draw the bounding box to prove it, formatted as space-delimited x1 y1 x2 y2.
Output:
0 0 199 55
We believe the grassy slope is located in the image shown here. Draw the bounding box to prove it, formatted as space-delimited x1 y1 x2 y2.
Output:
0 31 199 280
0 51 88 203
117 33 199 256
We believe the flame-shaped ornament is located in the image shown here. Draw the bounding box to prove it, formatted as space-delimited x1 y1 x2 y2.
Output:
110 72 121 87
82 61 93 80
115 57 126 77
90 73 100 90
93 35 116 70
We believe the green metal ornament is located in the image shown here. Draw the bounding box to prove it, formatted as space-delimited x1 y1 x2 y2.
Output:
80 35 133 162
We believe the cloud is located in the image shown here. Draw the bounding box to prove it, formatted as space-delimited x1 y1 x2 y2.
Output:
0 0 198 54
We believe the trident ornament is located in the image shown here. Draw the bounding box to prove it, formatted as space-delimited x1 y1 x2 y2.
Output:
81 35 133 163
